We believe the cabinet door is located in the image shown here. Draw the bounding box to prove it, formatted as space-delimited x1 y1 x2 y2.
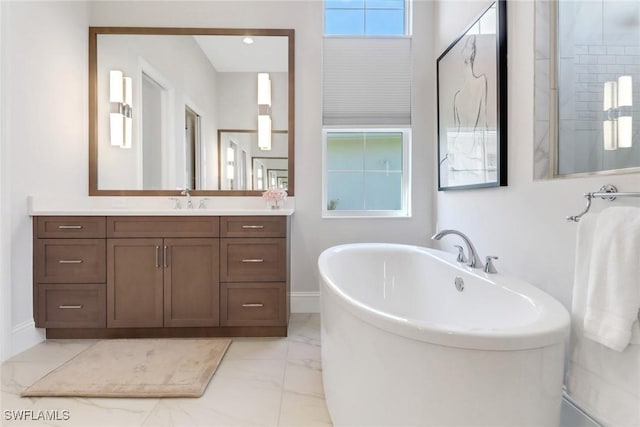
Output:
107 239 164 328
164 238 220 327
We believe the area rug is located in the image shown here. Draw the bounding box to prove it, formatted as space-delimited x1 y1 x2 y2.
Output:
21 338 231 398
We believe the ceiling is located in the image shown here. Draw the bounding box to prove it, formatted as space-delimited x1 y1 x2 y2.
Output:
194 35 289 73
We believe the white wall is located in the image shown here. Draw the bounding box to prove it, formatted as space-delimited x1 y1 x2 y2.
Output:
434 0 640 311
1 0 435 360
0 0 11 361
3 1 90 359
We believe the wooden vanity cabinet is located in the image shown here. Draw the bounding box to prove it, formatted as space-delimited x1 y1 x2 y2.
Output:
33 214 290 338
106 217 220 328
219 216 288 327
33 216 107 329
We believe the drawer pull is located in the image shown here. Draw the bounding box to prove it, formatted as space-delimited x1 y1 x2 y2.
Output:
241 259 264 263
58 305 83 309
242 225 264 229
58 225 83 230
58 260 82 264
242 303 264 308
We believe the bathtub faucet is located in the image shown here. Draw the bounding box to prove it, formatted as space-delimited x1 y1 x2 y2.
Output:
431 229 484 269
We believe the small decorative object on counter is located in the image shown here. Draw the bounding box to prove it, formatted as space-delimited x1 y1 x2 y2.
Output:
262 188 287 209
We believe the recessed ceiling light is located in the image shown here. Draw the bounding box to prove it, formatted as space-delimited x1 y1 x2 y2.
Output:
243 37 254 45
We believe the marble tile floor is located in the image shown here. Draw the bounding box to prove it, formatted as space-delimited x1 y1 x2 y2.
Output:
1 314 331 427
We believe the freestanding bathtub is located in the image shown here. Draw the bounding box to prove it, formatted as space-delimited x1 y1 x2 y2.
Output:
318 243 570 427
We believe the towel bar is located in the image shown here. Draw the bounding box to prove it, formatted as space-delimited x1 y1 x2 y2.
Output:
567 184 640 222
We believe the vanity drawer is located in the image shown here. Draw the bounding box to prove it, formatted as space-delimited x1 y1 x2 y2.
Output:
220 238 286 282
38 284 106 328
107 216 219 238
35 239 106 283
220 216 286 238
37 216 106 239
220 283 286 326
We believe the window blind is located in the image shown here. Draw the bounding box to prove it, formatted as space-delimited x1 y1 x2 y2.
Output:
322 37 412 126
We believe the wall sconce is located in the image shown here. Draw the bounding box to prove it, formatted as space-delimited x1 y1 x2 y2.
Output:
603 75 633 151
257 72 272 150
109 70 133 149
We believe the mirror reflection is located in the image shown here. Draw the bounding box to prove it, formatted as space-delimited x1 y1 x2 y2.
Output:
218 130 288 191
90 28 294 194
534 1 639 179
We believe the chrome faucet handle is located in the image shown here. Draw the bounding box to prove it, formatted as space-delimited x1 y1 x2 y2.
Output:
453 245 468 263
483 256 499 274
169 197 181 209
198 198 210 209
180 188 193 208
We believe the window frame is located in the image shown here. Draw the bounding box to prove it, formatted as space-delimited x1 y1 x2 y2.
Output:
323 0 413 37
322 127 412 218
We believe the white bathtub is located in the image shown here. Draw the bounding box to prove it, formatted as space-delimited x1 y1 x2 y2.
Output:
318 243 570 427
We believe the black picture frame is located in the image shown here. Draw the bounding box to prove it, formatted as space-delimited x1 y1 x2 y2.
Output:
436 0 507 191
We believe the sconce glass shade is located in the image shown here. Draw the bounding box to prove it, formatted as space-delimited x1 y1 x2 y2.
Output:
603 81 617 111
258 73 271 106
123 77 133 107
618 76 633 107
258 115 272 150
122 117 132 149
227 146 235 162
110 70 124 103
227 165 235 180
618 116 633 148
603 120 617 150
110 113 124 147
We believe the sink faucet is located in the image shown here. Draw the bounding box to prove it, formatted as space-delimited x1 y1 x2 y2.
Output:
181 188 193 209
431 229 484 269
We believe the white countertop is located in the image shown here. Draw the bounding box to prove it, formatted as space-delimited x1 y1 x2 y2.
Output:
27 196 295 217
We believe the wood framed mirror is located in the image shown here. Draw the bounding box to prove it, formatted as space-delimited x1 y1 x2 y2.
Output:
89 27 295 196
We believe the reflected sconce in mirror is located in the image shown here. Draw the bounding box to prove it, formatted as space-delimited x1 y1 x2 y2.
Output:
257 72 272 150
256 165 264 190
603 75 633 151
109 70 133 149
226 146 235 181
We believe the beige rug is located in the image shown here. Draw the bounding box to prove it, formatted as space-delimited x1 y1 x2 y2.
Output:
21 338 231 398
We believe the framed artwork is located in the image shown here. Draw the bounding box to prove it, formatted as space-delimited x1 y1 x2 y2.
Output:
436 0 507 191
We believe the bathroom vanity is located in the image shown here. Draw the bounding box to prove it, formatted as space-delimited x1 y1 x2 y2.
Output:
32 212 291 339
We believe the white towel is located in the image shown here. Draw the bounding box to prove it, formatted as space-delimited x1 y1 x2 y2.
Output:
583 207 640 352
567 211 640 427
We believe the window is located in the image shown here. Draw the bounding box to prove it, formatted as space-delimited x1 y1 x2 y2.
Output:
324 0 408 36
323 129 410 217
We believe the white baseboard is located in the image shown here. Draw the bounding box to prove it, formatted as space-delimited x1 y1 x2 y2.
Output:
291 291 320 313
10 320 44 359
561 393 602 427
